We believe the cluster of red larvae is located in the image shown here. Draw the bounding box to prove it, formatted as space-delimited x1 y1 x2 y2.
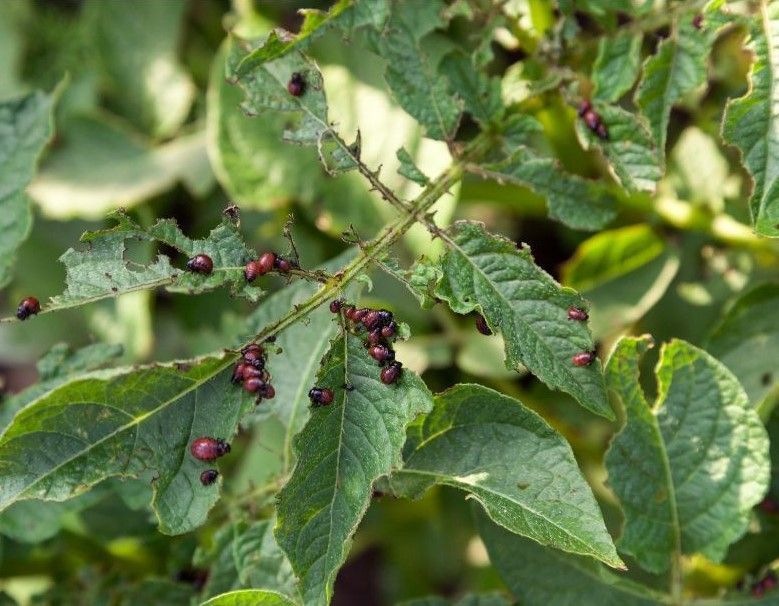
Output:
577 101 608 140
184 250 297 281
231 343 276 402
190 437 230 486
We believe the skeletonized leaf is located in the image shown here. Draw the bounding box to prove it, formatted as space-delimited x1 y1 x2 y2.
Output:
478 148 617 231
228 41 359 174
0 90 55 289
706 282 779 406
389 384 623 568
575 103 661 193
201 590 297 606
722 2 779 237
366 0 461 141
592 32 643 102
420 221 611 419
605 336 769 573
477 511 665 606
275 331 433 606
0 354 253 535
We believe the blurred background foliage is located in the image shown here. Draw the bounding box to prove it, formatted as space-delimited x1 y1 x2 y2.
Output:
0 0 777 604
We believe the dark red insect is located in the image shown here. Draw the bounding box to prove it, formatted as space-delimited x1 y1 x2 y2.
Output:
241 365 264 381
377 310 393 326
380 361 403 385
200 469 219 486
329 300 343 313
309 387 334 406
287 72 305 96
344 305 356 321
242 345 265 368
367 329 383 346
760 497 779 514
274 257 292 273
16 296 41 321
244 261 263 282
583 110 600 132
186 254 213 275
259 383 275 399
475 314 492 335
231 362 251 384
362 310 380 329
381 322 397 339
577 100 592 117
595 123 609 140
692 14 703 29
352 308 369 322
572 351 596 367
244 377 266 394
369 344 393 364
190 437 231 462
257 252 276 275
567 306 589 322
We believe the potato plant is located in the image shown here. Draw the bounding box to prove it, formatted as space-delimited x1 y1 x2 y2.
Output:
0 0 778 604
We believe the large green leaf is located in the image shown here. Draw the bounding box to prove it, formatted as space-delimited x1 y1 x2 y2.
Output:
28 116 211 220
592 32 643 103
0 90 55 289
89 0 194 138
421 221 611 419
0 354 253 535
275 331 433 606
605 336 769 573
635 10 722 163
366 0 461 141
706 283 779 407
389 384 623 568
722 1 779 237
574 103 661 193
201 590 297 606
478 148 617 231
477 511 665 606
561 225 679 339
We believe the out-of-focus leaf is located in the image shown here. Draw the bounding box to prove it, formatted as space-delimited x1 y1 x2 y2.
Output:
562 225 679 339
456 333 519 380
118 579 194 606
397 147 430 186
89 0 194 138
398 594 510 606
722 2 779 237
707 283 779 406
420 221 611 419
0 354 253 535
575 103 661 193
672 127 737 212
605 336 769 573
0 90 55 289
592 32 643 102
201 590 297 606
29 116 212 220
635 11 723 163
439 51 503 127
389 385 623 568
365 0 461 141
477 510 664 606
478 148 617 231
275 332 433 606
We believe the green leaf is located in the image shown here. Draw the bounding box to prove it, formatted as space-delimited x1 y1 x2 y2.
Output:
592 32 643 102
197 519 299 601
201 590 297 606
0 342 123 434
0 90 55 289
228 42 359 175
389 384 623 568
605 336 770 573
425 221 611 419
635 13 720 163
275 331 434 606
706 282 779 406
396 147 431 186
722 2 779 237
561 225 679 339
439 51 503 127
0 354 253 535
89 0 195 138
29 115 211 220
366 0 461 141
574 103 661 193
479 148 617 231
477 511 665 606
398 594 510 606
